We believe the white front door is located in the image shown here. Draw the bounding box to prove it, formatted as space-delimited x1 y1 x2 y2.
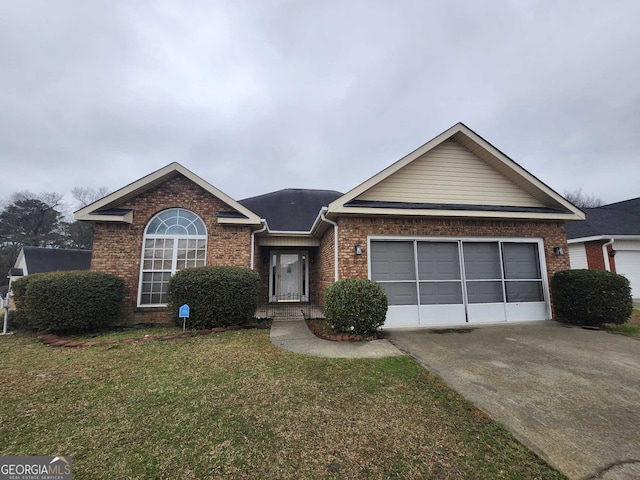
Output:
269 251 309 302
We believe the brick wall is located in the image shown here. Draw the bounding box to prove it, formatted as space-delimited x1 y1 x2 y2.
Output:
317 227 336 302
91 174 252 323
323 215 570 288
585 240 616 272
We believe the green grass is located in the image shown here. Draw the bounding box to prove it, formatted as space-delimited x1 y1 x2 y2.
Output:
65 324 183 341
603 309 640 338
0 330 564 479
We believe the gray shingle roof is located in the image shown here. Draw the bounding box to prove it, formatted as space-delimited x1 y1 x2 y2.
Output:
239 189 343 232
566 198 640 239
22 247 92 274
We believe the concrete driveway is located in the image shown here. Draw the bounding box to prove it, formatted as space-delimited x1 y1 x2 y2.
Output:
386 322 640 480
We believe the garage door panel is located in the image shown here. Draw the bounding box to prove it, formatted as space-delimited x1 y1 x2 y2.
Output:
463 242 501 279
615 251 640 298
503 243 541 279
419 281 463 304
384 306 420 328
370 241 415 281
506 302 547 322
466 281 504 304
378 282 418 305
417 242 461 280
505 281 543 303
419 305 466 326
468 303 506 323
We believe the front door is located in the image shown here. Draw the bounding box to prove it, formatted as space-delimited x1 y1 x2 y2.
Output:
269 251 309 302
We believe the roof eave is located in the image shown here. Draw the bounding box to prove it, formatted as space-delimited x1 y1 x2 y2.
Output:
328 206 584 221
568 235 640 243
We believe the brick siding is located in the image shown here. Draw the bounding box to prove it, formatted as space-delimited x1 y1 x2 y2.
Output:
584 240 616 272
90 174 252 323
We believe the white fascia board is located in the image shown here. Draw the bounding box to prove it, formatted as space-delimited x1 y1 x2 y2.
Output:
330 206 583 221
78 211 134 224
567 235 640 244
218 217 262 226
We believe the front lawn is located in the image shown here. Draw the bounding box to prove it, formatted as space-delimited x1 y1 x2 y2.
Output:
0 330 563 479
603 308 640 338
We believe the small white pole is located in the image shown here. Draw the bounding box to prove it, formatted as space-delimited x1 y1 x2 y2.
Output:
2 295 10 335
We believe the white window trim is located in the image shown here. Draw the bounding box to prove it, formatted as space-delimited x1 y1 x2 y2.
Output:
137 210 207 308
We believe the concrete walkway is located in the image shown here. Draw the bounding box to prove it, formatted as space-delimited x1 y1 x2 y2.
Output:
270 319 402 358
387 322 640 480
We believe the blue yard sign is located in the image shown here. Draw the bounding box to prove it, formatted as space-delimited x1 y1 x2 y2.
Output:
179 304 190 332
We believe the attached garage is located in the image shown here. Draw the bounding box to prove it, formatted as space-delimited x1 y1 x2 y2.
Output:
614 240 640 298
370 238 550 328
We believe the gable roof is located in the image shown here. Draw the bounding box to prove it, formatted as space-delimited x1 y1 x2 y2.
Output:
566 198 640 240
328 123 584 221
239 189 343 232
74 162 262 225
17 247 91 275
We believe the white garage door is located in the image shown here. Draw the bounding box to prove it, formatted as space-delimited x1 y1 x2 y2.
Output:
370 239 549 328
615 250 640 298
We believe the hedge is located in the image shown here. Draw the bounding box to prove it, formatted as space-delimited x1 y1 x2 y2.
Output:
325 278 388 335
167 266 259 329
12 271 124 333
551 269 632 326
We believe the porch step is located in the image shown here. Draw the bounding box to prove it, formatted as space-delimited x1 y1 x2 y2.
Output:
255 304 324 321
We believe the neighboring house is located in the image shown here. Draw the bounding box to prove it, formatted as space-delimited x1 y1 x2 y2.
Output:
11 246 92 278
566 198 640 298
75 123 584 328
6 246 92 306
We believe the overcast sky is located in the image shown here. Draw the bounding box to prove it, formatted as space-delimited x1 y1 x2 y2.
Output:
1 0 639 214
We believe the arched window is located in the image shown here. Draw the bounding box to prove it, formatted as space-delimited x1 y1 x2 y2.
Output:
139 208 207 306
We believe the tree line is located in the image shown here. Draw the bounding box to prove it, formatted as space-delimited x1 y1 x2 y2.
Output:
0 187 108 287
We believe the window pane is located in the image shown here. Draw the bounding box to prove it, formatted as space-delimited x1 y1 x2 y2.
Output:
463 243 501 280
419 282 463 305
503 243 541 279
466 281 504 303
506 281 543 302
370 241 416 281
377 282 417 305
145 209 206 236
417 242 460 281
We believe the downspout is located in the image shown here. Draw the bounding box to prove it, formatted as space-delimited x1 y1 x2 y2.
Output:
602 238 615 272
250 220 268 270
320 208 339 282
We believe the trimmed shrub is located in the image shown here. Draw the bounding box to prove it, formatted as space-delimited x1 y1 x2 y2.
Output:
13 271 124 333
325 278 388 335
551 269 633 326
11 273 48 331
167 266 259 329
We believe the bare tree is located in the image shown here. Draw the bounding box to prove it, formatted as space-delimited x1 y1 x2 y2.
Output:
563 187 605 209
72 186 110 209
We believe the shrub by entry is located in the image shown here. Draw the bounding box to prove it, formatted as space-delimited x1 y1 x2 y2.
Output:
551 269 632 326
11 271 124 333
167 266 259 329
325 278 388 336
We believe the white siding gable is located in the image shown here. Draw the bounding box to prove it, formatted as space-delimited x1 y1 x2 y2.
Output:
355 140 546 207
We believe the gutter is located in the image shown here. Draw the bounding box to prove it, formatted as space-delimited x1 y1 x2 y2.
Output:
250 219 268 270
320 208 339 282
603 238 615 272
